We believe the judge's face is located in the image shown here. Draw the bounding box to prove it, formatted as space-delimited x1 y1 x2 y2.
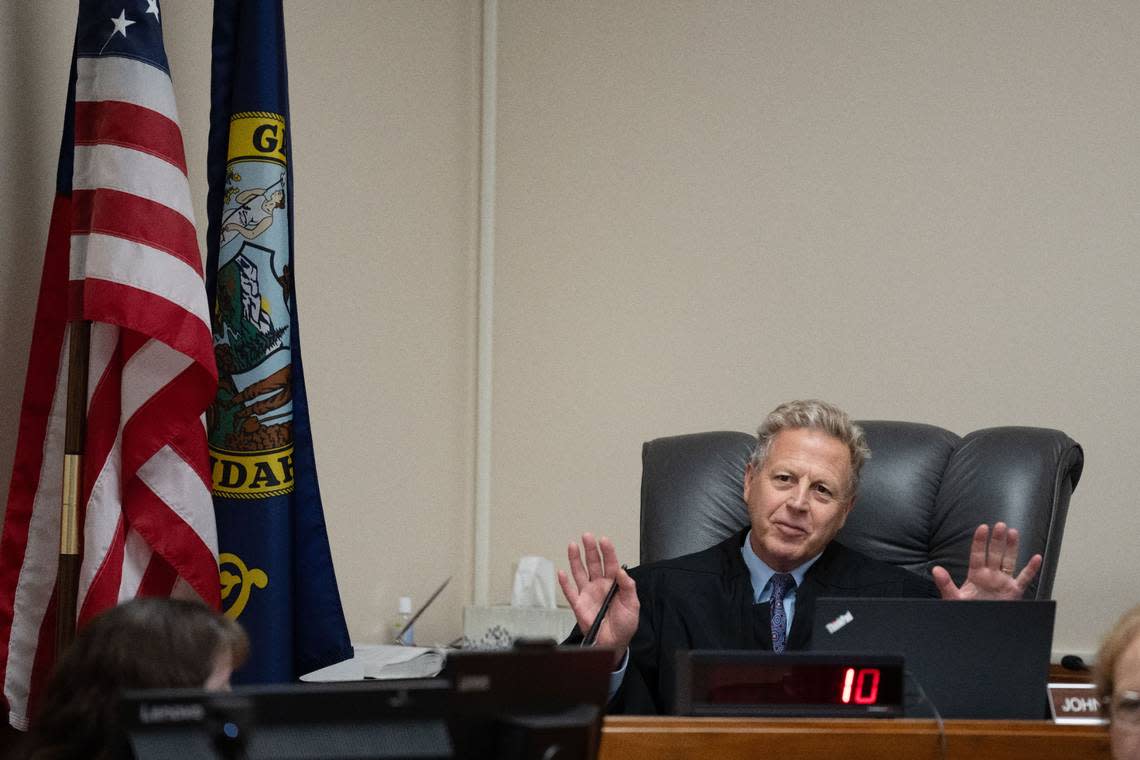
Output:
744 427 855 573
1111 633 1140 760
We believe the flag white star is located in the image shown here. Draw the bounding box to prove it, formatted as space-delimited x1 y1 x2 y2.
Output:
146 0 160 21
110 9 135 37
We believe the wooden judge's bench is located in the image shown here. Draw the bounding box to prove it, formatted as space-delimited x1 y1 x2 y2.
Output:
598 662 1109 760
599 716 1109 760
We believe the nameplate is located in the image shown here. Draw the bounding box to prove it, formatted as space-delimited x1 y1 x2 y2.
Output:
1047 682 1108 725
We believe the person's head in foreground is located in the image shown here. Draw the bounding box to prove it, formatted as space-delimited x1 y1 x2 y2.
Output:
25 597 248 760
1097 604 1140 760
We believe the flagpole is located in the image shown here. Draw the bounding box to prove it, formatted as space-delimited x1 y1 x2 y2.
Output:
56 319 90 654
0 5 225 726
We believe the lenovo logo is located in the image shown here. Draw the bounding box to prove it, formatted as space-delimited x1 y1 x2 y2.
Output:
825 610 854 634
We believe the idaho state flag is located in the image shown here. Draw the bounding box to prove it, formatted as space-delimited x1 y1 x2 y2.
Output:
206 0 352 682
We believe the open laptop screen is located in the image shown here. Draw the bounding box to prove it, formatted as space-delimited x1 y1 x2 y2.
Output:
811 598 1055 719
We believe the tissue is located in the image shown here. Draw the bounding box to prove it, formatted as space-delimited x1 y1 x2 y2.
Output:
510 556 557 608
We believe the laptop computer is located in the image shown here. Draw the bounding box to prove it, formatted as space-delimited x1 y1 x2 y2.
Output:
811 598 1055 719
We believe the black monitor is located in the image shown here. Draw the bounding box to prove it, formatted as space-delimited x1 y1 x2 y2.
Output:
119 642 614 760
445 641 614 759
120 678 454 760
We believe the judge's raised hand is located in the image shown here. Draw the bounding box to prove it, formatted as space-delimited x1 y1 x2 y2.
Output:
558 533 639 659
932 522 1042 601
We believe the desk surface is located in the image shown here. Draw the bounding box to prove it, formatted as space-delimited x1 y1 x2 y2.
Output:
599 716 1110 760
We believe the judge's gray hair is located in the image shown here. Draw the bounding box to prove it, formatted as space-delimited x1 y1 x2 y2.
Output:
749 399 870 498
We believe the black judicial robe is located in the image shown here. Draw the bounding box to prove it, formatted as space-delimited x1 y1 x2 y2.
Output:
614 529 939 714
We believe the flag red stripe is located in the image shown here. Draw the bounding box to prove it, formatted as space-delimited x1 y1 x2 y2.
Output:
72 189 202 274
125 480 219 607
0 197 71 696
73 100 187 174
26 593 59 724
136 555 178 599
77 337 123 516
121 366 216 484
173 422 211 488
76 516 127 626
120 329 148 362
80 334 211 506
76 280 215 372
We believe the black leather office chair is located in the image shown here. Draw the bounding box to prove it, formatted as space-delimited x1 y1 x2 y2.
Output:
640 422 1083 599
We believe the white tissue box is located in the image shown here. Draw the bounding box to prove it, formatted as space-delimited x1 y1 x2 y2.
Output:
462 605 576 648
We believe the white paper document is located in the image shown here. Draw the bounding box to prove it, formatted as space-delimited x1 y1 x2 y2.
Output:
362 645 446 680
300 644 448 682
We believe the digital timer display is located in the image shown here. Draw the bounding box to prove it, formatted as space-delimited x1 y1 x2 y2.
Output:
841 666 882 704
675 651 905 718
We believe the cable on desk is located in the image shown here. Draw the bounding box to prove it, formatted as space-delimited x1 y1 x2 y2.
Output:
906 669 947 760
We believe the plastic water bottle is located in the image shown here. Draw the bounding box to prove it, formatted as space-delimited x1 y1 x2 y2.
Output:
390 596 414 645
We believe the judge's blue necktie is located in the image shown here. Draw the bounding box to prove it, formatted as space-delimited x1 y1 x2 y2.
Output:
769 573 795 653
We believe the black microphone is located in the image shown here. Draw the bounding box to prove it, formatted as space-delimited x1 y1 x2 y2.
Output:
1060 654 1089 671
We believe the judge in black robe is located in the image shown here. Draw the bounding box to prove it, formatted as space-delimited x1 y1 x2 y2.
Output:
611 528 938 714
559 401 1043 717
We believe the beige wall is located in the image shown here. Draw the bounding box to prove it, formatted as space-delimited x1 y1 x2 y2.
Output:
1 1 1136 658
489 0 1139 659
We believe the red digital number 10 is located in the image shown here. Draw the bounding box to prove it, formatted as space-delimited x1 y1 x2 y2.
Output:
840 667 881 704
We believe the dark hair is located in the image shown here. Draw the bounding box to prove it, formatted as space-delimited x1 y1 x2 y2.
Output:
24 597 248 760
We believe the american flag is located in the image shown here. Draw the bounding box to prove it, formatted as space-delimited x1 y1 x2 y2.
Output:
0 0 218 730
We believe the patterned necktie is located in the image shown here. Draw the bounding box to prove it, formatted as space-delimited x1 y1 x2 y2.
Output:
769 573 795 653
